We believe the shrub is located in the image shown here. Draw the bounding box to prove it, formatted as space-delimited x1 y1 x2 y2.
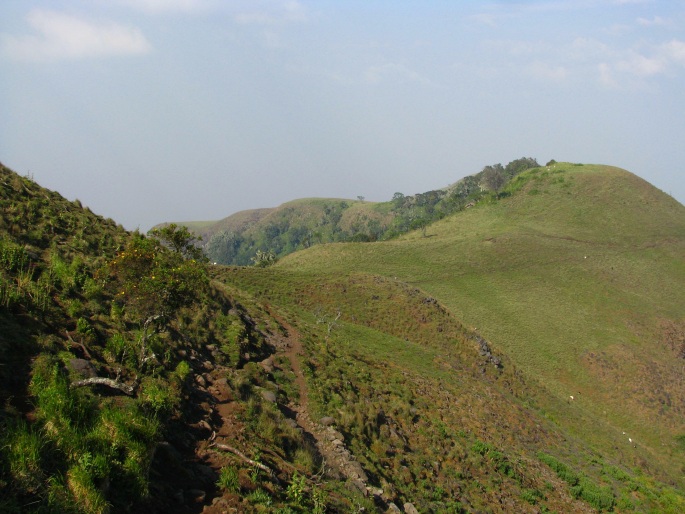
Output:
104 333 127 364
286 471 306 506
293 445 316 474
139 377 178 416
472 439 494 456
0 237 29 272
520 488 544 505
76 317 94 337
248 488 273 506
216 465 240 493
66 463 110 514
3 421 45 494
537 452 578 486
173 360 191 383
312 485 328 514
570 477 615 511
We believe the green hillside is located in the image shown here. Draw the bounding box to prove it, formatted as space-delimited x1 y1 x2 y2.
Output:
2 160 685 513
256 162 685 484
163 158 541 265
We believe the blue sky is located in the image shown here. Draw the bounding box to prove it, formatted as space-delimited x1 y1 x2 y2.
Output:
1 0 684 230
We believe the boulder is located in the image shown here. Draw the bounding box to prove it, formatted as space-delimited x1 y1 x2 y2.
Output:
261 390 277 403
404 503 419 514
68 358 97 378
320 416 335 426
260 357 275 373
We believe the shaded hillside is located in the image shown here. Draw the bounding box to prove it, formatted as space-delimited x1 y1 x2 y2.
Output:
160 158 540 265
270 162 685 492
0 163 379 512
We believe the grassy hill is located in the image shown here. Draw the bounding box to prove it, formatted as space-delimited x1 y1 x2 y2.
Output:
2 160 685 513
160 158 541 265
247 162 685 488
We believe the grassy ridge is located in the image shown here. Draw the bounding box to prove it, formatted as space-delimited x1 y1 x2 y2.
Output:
223 253 685 511
269 163 685 483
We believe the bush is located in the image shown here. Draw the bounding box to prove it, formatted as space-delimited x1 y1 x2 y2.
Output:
286 471 306 506
520 488 544 505
139 377 178 416
3 421 45 494
173 360 191 383
216 465 240 493
537 452 578 486
570 477 615 511
538 452 615 511
248 488 273 506
472 440 494 456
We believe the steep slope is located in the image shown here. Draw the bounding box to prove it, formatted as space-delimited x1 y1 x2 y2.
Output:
269 163 685 488
0 164 373 513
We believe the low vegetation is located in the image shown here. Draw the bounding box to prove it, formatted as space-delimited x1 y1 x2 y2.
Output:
2 159 685 513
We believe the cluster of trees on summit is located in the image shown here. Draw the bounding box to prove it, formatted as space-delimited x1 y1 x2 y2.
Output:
203 157 541 265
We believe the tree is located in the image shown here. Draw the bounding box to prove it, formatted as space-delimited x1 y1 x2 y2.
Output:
149 223 206 262
505 157 540 178
106 232 208 321
205 230 243 265
480 164 506 194
410 217 429 237
251 249 277 268
392 192 406 210
104 231 208 372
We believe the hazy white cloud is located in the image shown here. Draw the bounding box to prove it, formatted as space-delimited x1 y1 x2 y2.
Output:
233 0 308 25
570 37 613 61
661 39 685 65
528 61 569 81
616 51 666 76
1 9 151 61
596 39 685 87
363 62 435 87
598 62 617 87
603 23 633 35
468 12 498 27
113 0 212 14
636 15 672 27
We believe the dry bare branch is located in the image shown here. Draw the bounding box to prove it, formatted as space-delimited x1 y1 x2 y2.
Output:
70 377 135 395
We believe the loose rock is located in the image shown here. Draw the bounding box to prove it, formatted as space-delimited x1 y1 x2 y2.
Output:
404 502 419 514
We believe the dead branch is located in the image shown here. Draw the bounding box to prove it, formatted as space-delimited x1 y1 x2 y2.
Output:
70 377 135 395
211 443 279 482
138 314 164 369
65 330 92 359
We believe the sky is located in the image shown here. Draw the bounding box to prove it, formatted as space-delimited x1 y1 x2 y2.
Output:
1 1 684 231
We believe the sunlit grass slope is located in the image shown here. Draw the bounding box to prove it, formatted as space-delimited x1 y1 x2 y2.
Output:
272 163 685 482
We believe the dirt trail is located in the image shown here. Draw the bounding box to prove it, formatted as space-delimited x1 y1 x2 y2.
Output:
183 302 371 513
267 307 370 491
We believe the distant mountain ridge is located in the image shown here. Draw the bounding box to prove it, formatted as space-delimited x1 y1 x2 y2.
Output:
156 157 541 265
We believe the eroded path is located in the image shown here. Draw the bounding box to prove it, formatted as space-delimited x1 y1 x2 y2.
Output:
265 307 370 491
189 302 371 513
